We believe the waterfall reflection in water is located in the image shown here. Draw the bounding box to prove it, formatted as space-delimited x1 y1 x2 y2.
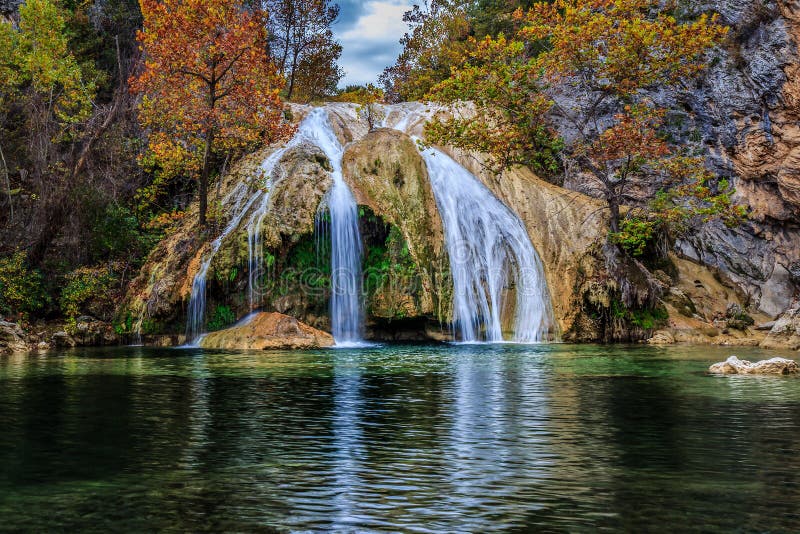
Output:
1 344 799 531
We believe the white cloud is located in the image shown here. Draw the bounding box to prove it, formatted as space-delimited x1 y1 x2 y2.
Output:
335 0 413 87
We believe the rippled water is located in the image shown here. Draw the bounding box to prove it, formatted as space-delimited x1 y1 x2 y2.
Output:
1 344 799 532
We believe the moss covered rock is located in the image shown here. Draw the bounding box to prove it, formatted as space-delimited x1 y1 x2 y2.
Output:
343 128 449 321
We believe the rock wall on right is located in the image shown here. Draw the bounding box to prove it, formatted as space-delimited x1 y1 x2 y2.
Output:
667 0 800 319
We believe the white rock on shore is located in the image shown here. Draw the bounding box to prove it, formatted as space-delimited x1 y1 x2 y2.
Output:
709 355 799 375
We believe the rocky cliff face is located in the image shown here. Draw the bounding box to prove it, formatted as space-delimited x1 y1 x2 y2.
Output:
668 0 800 319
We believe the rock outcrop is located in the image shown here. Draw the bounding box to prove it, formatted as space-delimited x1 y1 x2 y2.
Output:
199 312 334 350
709 355 799 374
762 304 800 350
0 321 27 353
648 255 772 346
342 128 448 321
669 0 800 318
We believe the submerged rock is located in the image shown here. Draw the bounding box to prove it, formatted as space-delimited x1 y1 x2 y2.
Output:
708 355 799 375
199 312 334 350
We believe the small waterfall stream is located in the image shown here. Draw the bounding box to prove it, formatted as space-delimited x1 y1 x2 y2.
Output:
185 182 262 342
184 107 366 345
303 109 365 344
419 146 553 342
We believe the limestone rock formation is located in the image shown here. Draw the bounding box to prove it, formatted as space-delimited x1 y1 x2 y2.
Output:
342 128 448 320
199 312 334 350
761 304 800 350
709 355 799 375
209 142 333 277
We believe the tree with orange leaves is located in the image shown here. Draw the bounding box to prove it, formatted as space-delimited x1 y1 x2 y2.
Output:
131 0 293 226
426 0 742 251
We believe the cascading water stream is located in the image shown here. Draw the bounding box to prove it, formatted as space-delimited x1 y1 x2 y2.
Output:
185 181 262 343
186 106 366 345
418 146 554 342
245 133 305 311
303 108 365 344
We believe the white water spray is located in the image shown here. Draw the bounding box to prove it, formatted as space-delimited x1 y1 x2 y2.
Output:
185 181 261 342
419 147 554 342
303 109 365 344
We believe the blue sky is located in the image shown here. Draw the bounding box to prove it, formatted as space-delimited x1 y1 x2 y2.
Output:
333 0 413 87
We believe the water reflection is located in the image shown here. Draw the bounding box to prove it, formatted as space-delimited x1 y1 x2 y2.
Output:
0 344 799 531
331 352 365 529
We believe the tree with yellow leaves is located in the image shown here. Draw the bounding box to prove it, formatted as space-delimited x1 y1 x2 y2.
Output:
426 0 741 253
131 0 293 226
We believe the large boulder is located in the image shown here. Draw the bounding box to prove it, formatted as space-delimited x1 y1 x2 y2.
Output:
709 355 799 375
199 312 334 350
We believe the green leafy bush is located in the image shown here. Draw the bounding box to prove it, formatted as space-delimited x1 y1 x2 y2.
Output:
60 264 119 326
0 251 47 318
207 305 235 331
610 298 669 331
611 218 658 257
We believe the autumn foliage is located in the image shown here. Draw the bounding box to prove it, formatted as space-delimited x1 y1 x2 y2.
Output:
425 0 739 251
131 0 293 225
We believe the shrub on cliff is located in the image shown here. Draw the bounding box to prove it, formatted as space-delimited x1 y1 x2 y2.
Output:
0 251 46 319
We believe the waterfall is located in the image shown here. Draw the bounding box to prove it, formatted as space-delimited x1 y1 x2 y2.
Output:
247 107 367 344
245 137 300 311
183 102 550 346
303 108 365 344
185 181 262 342
419 146 554 343
184 107 366 345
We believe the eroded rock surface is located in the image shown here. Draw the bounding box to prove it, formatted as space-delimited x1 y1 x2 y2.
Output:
199 312 334 350
343 128 448 320
762 304 800 350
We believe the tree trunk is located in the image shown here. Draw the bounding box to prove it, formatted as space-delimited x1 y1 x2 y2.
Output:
199 132 214 226
286 51 298 100
608 197 620 233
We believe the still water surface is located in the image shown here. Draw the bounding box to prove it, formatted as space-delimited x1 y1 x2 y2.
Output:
1 343 799 532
